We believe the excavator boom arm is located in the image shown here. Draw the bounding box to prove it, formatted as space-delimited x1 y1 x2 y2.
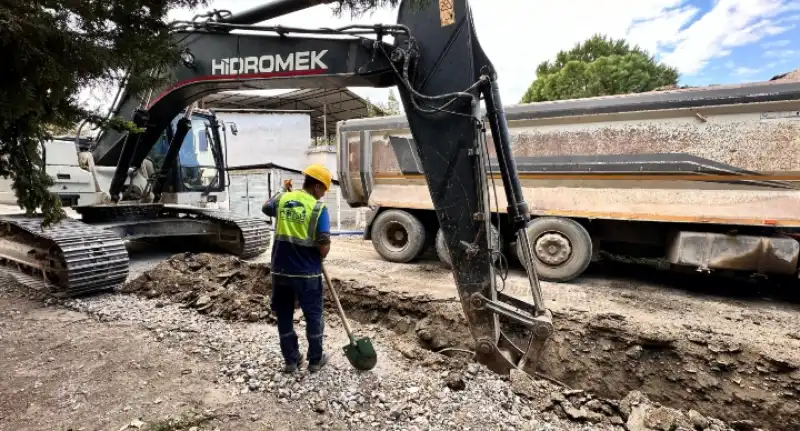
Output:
95 0 553 376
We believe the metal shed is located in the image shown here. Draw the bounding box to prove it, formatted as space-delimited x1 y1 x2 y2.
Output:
201 88 384 144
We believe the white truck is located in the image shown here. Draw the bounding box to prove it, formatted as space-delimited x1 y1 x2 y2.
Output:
336 78 800 282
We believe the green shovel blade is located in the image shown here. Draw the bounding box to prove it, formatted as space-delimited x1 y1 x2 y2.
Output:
343 337 377 371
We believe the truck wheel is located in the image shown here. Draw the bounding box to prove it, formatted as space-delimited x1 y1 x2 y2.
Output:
514 217 592 282
436 225 503 270
435 229 452 268
370 209 427 263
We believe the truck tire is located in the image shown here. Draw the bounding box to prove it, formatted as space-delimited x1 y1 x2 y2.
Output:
434 229 453 268
370 209 427 263
436 225 502 270
513 217 592 282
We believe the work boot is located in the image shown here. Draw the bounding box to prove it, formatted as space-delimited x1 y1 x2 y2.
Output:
282 353 304 374
308 353 329 373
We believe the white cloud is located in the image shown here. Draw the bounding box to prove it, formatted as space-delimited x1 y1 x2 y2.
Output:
733 66 762 75
764 59 791 68
761 38 791 48
764 48 799 57
463 0 694 103
626 5 702 54
659 0 798 75
730 57 791 77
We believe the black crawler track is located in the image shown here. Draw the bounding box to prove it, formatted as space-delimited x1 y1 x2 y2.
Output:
162 205 270 258
75 204 270 258
0 215 129 297
0 205 269 297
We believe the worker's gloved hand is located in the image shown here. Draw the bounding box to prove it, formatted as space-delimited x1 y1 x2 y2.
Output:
281 179 293 192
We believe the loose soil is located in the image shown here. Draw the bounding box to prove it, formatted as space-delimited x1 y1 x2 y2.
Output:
2 231 799 431
322 238 800 430
120 252 273 322
122 242 800 431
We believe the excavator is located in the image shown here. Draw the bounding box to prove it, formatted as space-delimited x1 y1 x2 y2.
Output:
0 0 554 376
0 106 269 296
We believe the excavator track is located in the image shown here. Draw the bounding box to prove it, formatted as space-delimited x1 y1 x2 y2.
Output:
75 203 270 259
163 206 270 258
0 215 129 297
0 205 268 297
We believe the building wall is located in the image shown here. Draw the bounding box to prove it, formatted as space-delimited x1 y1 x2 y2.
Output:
217 111 311 171
306 145 338 181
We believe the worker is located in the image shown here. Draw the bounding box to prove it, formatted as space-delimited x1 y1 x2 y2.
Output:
262 164 332 373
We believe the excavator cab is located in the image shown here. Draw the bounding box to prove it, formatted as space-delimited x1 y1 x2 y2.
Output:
147 109 228 207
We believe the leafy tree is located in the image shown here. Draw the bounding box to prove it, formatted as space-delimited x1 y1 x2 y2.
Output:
521 34 679 103
386 90 401 114
365 98 383 117
0 0 407 226
364 90 402 117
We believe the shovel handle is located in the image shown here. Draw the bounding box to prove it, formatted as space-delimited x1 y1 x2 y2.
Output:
321 263 356 341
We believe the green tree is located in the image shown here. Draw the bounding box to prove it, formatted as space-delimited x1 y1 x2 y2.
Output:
386 90 401 114
520 34 679 103
0 0 405 225
365 98 383 117
364 91 402 118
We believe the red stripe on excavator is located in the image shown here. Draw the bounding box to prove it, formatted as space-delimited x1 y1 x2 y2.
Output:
147 68 328 108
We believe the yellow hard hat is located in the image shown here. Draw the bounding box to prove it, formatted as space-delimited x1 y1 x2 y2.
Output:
302 164 332 191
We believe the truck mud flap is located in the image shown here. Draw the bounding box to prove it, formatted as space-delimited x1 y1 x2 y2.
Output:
363 207 380 240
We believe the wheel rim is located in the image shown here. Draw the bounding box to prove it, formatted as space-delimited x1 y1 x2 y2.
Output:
533 231 572 266
382 221 409 252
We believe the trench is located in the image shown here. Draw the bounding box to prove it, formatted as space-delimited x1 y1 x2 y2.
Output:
121 252 800 431
333 278 800 431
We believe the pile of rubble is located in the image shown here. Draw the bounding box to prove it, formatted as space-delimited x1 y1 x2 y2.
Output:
121 253 273 322
509 370 739 431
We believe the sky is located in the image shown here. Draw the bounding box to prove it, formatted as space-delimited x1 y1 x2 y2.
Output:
80 0 800 112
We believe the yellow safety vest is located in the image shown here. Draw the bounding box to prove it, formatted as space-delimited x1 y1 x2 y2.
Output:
274 190 325 247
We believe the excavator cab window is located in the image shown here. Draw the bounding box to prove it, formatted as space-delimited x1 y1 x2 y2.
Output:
146 112 226 194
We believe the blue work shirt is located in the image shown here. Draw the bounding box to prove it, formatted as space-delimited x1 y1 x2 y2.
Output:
263 194 330 276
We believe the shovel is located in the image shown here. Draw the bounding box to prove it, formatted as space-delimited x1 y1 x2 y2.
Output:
321 263 377 371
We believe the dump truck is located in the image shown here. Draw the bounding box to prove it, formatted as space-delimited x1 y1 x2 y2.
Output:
337 78 800 282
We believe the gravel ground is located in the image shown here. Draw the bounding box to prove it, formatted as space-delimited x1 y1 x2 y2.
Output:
56 289 608 431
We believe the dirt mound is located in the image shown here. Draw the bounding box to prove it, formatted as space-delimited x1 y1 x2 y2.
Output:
121 253 273 322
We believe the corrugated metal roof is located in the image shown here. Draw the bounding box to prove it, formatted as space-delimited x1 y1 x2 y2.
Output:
201 89 383 139
226 162 340 185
